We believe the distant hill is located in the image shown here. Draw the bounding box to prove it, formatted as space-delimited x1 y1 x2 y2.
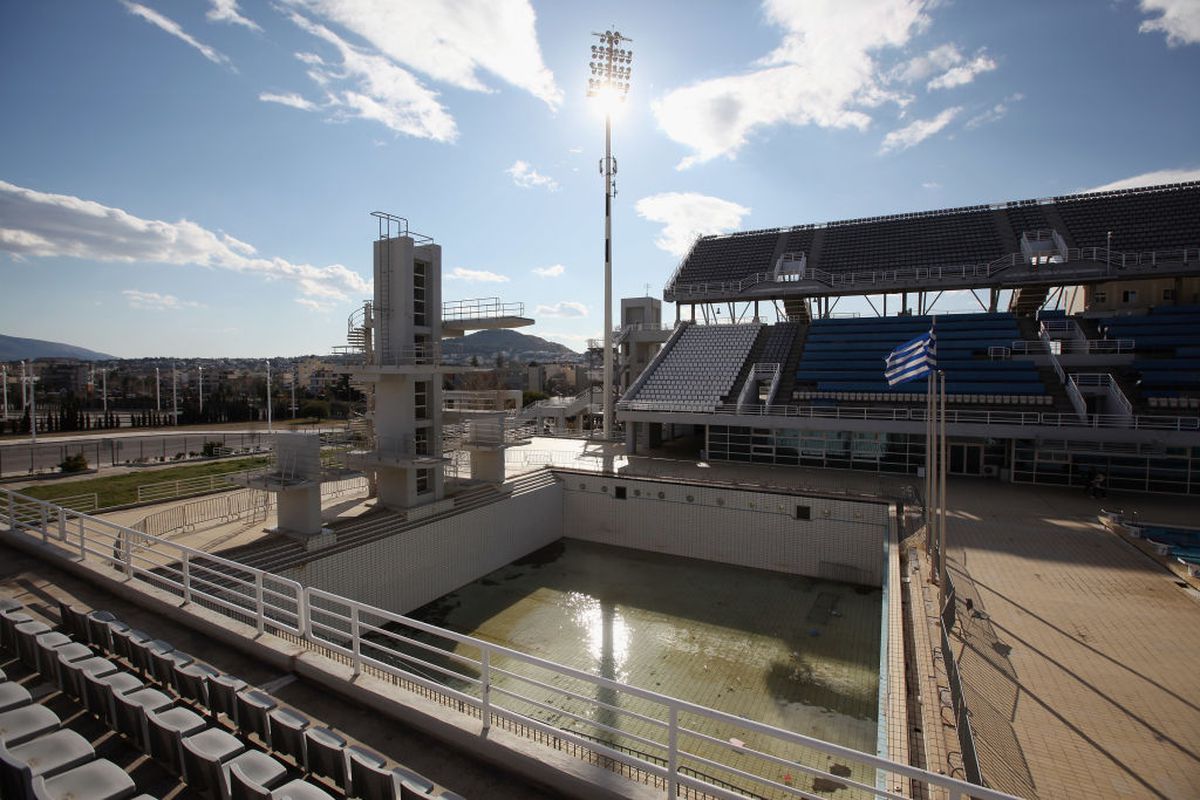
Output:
0 334 114 362
441 328 579 363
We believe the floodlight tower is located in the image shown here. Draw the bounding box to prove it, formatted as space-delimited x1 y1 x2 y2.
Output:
588 29 633 439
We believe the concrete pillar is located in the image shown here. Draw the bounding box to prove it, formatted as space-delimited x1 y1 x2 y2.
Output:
469 449 505 483
276 485 322 536
625 421 637 454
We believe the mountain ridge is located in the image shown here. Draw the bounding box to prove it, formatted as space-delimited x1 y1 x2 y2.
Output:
0 334 115 362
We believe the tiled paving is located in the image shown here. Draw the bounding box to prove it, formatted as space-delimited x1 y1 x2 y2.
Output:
939 479 1200 799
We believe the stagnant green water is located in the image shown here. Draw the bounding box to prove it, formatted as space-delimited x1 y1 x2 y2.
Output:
407 539 882 797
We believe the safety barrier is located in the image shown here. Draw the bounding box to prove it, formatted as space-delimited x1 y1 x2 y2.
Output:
1 487 1019 800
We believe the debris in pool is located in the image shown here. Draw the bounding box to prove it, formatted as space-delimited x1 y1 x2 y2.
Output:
729 738 745 749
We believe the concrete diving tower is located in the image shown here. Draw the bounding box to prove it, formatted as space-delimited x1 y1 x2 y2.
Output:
332 214 538 502
440 297 533 338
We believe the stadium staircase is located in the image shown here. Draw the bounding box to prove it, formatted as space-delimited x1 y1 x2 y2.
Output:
726 329 771 405
1009 286 1050 315
783 298 810 323
773 323 808 402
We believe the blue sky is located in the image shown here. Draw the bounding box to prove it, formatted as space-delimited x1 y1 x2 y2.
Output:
2 0 1198 358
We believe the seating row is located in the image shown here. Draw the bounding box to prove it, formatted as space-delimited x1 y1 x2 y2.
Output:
0 595 462 800
793 391 1054 406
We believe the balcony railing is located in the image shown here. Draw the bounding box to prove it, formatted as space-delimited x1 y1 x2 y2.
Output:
442 297 526 321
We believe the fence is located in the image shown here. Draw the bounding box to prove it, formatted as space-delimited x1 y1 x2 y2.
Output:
0 432 272 477
1 487 1019 800
136 470 254 503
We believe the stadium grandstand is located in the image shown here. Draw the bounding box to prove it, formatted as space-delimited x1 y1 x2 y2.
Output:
622 181 1200 495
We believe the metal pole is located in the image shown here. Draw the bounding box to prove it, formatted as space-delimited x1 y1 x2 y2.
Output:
102 368 107 414
266 360 273 433
939 370 949 607
2 366 7 421
28 373 37 444
155 367 161 412
20 361 26 412
172 364 178 426
925 371 933 556
198 366 203 416
602 110 614 439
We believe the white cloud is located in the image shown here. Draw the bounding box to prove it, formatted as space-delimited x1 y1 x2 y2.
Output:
506 161 558 191
532 264 565 278
635 192 752 257
1139 0 1200 46
259 92 319 111
879 106 961 154
965 92 1023 129
922 181 941 189
568 147 583 154
890 43 962 83
0 180 369 303
536 301 588 318
1084 167 1200 192
120 1 231 66
284 11 457 141
926 51 996 90
207 0 260 31
652 0 930 169
295 297 336 312
122 289 203 311
446 267 509 282
283 0 561 108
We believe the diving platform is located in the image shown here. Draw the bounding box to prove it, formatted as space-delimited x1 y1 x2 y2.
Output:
441 297 534 337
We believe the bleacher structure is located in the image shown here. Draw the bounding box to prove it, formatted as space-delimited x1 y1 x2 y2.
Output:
622 182 1200 495
0 594 461 800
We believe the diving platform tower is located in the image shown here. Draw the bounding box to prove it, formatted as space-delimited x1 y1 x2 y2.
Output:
339 213 535 506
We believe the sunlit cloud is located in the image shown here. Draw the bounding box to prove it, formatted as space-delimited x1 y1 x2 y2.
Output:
1084 167 1200 192
121 1 231 66
259 92 319 111
283 0 562 107
652 0 931 169
535 301 588 318
207 0 260 31
446 267 509 282
1138 0 1200 46
635 192 751 257
506 160 559 191
532 264 565 277
879 106 961 154
0 180 368 303
122 289 203 311
283 11 457 141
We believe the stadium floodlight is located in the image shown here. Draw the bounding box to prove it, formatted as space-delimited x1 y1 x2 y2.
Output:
587 29 633 440
265 360 273 434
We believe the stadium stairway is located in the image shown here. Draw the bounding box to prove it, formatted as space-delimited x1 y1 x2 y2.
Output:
783 298 809 323
726 328 772 405
774 324 808 402
1010 286 1050 315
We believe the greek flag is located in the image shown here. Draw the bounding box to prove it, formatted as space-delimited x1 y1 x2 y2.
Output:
885 330 936 386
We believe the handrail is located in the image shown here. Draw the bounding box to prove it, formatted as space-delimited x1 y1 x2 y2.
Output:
616 401 1200 431
1071 373 1134 419
442 297 526 321
665 244 1200 300
0 486 1024 800
3 488 303 636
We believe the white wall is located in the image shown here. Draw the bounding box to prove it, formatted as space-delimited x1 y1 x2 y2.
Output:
283 483 563 614
561 474 887 586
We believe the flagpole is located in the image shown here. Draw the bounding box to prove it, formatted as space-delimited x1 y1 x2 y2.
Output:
938 370 948 608
925 370 934 557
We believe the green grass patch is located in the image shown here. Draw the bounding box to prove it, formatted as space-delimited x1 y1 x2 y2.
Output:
18 456 270 508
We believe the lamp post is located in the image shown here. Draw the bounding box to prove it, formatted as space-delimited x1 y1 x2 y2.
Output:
20 370 38 443
198 366 204 416
587 29 633 440
265 360 273 433
172 363 178 426
155 367 161 413
2 365 7 422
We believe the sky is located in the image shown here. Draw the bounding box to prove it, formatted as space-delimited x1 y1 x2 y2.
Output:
1 0 1199 358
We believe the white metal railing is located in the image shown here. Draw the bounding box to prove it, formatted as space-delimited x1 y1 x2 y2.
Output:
666 244 1200 300
617 401 1200 431
1071 373 1134 419
49 493 99 513
442 297 526 321
0 486 1021 800
1008 338 1137 356
136 469 255 503
3 488 303 638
